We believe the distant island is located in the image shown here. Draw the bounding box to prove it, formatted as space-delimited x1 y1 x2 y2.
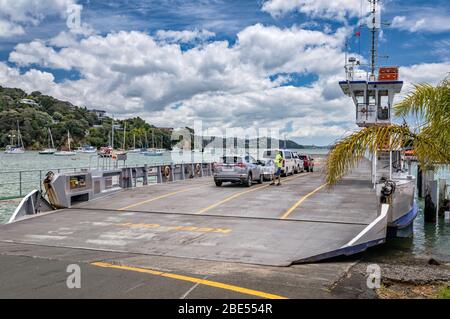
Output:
0 86 329 151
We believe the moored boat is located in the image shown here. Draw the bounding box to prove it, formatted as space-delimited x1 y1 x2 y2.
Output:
39 128 56 155
54 131 76 156
78 145 97 153
5 122 25 154
142 148 163 156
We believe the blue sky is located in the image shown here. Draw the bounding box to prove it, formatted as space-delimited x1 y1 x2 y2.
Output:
0 0 449 145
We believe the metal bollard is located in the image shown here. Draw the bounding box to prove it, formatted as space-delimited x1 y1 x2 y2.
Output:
181 164 186 180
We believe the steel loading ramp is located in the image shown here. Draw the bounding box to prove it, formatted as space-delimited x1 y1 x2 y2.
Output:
0 206 387 266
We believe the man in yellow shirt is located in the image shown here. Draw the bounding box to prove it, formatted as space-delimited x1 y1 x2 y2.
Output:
270 151 283 186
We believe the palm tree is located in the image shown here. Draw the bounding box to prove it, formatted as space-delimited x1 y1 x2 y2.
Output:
326 74 450 185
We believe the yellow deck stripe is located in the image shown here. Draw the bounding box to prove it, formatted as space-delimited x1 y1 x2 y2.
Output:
280 183 327 219
197 173 309 215
91 262 287 299
118 186 203 211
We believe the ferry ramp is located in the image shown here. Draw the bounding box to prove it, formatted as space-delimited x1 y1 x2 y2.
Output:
0 159 385 267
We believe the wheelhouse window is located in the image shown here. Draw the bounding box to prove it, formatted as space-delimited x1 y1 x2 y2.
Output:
354 90 365 105
378 90 389 120
367 90 376 105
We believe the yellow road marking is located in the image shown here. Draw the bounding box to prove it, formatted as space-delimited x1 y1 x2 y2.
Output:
119 222 232 234
91 262 287 299
118 186 204 211
280 183 327 219
197 173 309 214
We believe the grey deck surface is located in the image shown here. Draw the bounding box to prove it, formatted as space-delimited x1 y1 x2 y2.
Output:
0 208 367 266
0 158 378 266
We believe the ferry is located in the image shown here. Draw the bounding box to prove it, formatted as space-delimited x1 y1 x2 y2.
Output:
338 0 417 237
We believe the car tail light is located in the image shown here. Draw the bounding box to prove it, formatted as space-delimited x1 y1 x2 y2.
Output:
235 163 246 168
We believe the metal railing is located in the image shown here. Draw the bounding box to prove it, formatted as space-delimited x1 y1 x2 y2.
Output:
0 160 213 200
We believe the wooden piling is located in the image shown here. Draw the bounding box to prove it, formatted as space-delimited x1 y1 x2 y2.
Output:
423 169 436 223
417 165 423 198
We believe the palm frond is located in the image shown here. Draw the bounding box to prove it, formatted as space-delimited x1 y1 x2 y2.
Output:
326 74 450 185
326 125 411 185
394 75 450 129
413 126 450 168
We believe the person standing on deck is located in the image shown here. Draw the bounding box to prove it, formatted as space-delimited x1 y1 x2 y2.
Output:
270 151 283 186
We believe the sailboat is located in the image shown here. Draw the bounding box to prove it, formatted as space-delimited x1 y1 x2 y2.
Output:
99 119 116 157
5 122 25 154
115 122 128 156
39 128 57 154
54 131 76 156
129 133 144 153
143 130 163 156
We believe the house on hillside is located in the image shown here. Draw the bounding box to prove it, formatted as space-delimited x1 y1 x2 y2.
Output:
92 109 107 119
19 99 40 107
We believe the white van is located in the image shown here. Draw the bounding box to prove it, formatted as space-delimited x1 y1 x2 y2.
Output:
261 149 297 176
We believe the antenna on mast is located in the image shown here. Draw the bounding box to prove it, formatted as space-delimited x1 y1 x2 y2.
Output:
369 0 379 79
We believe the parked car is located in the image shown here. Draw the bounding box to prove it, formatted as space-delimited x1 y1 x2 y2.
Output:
259 159 276 181
261 149 297 176
298 154 315 172
292 153 305 173
213 155 263 187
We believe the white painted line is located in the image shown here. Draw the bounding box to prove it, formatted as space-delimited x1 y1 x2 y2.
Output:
343 204 389 247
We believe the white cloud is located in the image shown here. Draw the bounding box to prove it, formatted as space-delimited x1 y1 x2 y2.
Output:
0 0 76 37
0 0 74 23
0 62 55 93
262 0 366 20
155 29 215 43
2 19 449 144
399 62 450 97
0 19 25 37
10 40 73 69
392 12 450 33
2 25 355 142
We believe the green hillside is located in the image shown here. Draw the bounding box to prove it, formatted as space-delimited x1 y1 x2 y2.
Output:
0 86 172 150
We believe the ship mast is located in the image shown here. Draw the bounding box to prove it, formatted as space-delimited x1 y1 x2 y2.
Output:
369 0 379 79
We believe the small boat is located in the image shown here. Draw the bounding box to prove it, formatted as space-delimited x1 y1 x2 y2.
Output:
143 130 165 156
128 133 144 153
98 146 113 157
5 122 25 154
116 122 128 156
54 131 76 156
39 128 57 154
170 147 183 154
143 148 164 156
39 148 56 155
77 145 97 153
55 150 77 156
98 119 117 157
129 148 146 153
5 146 25 154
